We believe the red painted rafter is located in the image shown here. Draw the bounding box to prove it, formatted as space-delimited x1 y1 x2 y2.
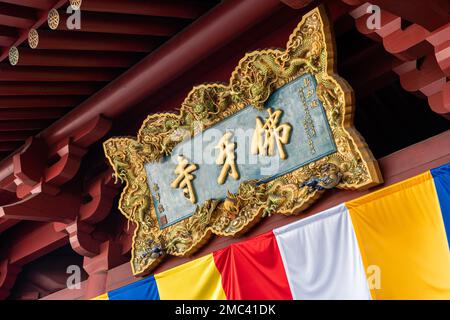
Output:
0 82 101 96
11 49 142 68
367 0 449 31
40 0 285 145
345 1 450 118
0 0 57 10
78 0 211 19
0 120 52 132
53 11 188 36
0 26 18 47
0 132 38 142
0 222 68 266
0 0 288 258
0 65 121 82
0 188 79 222
0 2 38 29
0 96 83 108
0 218 17 233
30 30 162 52
0 141 22 152
0 0 68 63
0 108 69 120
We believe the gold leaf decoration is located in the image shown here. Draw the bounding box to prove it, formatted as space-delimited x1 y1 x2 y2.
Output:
103 6 382 276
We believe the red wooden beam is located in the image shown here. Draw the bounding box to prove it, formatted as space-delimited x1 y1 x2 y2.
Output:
127 2 352 128
0 218 18 233
2 133 81 209
0 171 121 298
10 48 142 68
280 0 314 9
0 116 110 200
347 1 449 119
0 0 57 10
427 23 450 76
0 132 36 142
0 120 51 131
383 24 432 61
428 82 450 119
83 241 127 299
1 222 68 266
0 108 69 120
10 137 46 187
0 65 120 82
0 82 100 96
65 221 100 257
399 54 446 94
79 171 119 224
30 30 162 52
0 189 79 222
368 0 449 31
55 171 119 259
43 140 88 187
0 26 18 47
0 142 22 152
78 0 211 19
0 159 14 191
52 11 187 36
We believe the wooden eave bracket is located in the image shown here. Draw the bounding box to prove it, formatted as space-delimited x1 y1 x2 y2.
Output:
343 1 450 119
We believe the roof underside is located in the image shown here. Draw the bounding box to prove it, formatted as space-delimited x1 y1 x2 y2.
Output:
0 0 219 161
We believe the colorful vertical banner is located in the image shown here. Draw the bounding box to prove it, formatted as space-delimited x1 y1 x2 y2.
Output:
274 204 372 300
108 276 159 300
346 171 450 299
213 232 292 300
155 254 226 300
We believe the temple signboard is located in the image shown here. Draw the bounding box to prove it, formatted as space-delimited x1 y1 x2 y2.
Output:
146 73 337 229
104 6 383 276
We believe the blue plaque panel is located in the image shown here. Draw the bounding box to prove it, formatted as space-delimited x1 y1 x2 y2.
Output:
145 73 336 228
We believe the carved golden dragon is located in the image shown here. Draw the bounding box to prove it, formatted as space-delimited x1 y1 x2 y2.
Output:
103 7 382 275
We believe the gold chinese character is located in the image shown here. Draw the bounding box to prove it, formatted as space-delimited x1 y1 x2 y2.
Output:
251 108 292 160
170 155 197 204
215 132 239 185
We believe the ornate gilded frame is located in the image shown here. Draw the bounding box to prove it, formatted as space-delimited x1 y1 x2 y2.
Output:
104 6 383 276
